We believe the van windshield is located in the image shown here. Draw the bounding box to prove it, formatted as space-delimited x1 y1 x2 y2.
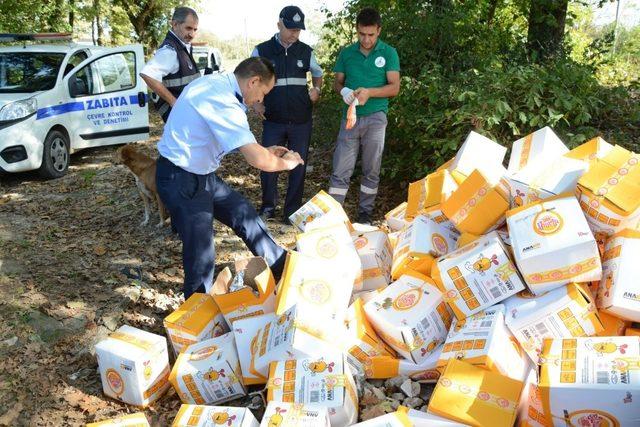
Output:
0 52 66 93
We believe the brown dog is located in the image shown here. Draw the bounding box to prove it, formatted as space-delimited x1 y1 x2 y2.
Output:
116 145 169 227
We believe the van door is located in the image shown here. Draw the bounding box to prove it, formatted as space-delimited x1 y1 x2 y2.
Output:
62 44 149 150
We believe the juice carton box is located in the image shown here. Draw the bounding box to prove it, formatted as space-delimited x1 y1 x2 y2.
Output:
172 405 259 427
565 136 614 166
385 202 409 232
627 328 640 336
342 298 396 374
576 145 640 236
363 272 453 363
506 194 602 294
260 402 330 427
363 345 443 382
232 312 276 385
250 306 342 379
507 127 568 175
538 336 640 426
267 355 358 426
275 251 355 324
456 232 481 249
391 215 458 280
164 293 229 356
437 304 530 382
405 170 458 233
431 231 525 321
352 406 461 427
210 257 276 327
95 325 170 407
441 169 510 235
289 190 351 232
503 284 604 364
450 131 507 184
428 358 524 427
296 223 363 291
87 413 150 427
169 332 245 405
596 310 630 337
515 367 548 427
597 229 640 322
353 230 393 291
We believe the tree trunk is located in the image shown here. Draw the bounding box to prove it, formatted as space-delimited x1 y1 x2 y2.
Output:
487 0 501 26
69 0 74 29
93 0 103 45
527 0 569 61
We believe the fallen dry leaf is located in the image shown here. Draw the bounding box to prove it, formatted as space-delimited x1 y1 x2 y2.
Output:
94 246 107 256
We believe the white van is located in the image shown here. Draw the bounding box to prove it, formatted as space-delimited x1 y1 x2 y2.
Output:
0 34 149 178
191 43 223 75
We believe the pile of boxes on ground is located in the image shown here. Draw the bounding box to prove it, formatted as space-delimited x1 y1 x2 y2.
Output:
90 127 640 426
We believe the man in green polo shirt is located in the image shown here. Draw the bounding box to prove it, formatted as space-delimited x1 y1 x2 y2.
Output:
328 7 400 224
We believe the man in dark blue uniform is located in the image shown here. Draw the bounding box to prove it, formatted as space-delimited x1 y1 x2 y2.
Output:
252 5 323 224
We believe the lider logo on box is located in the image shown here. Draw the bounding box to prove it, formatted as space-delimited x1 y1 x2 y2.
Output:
533 211 563 235
106 368 125 396
432 233 449 254
392 288 422 311
316 236 339 258
299 280 331 304
566 410 618 427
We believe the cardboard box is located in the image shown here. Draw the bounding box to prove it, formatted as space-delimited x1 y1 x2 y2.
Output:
626 328 640 336
503 283 603 364
391 215 458 280
441 169 510 235
456 232 481 249
232 312 276 385
275 251 355 324
289 190 351 232
406 170 458 232
431 231 525 321
565 136 614 165
260 401 330 427
353 230 393 291
266 355 358 426
87 413 150 427
438 304 529 382
507 127 568 175
596 229 640 322
210 257 276 327
451 131 507 184
296 223 363 291
596 310 630 337
577 145 640 236
364 272 453 364
352 406 457 426
164 293 229 356
250 306 341 379
385 202 409 232
363 345 443 382
516 367 548 427
507 194 602 294
428 359 524 427
172 405 259 427
95 325 170 407
169 332 246 405
538 336 640 426
342 299 396 374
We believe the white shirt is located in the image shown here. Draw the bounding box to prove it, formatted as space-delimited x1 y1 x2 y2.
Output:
140 31 192 81
251 34 323 78
157 72 255 175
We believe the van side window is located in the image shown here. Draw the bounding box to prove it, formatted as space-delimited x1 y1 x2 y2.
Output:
71 52 136 97
63 50 88 76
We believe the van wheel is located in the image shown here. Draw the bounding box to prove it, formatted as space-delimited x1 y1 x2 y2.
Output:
39 130 70 179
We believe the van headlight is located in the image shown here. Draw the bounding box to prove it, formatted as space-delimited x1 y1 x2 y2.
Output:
0 98 38 121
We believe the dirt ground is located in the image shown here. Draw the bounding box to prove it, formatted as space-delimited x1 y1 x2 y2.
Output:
0 112 404 426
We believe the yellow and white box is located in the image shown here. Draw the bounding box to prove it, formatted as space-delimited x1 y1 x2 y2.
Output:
437 304 529 382
233 312 276 385
95 325 170 407
260 401 330 427
210 257 276 327
431 231 525 321
87 413 150 427
164 293 229 356
441 169 510 235
627 328 640 336
172 405 259 427
296 223 363 291
565 136 613 166
576 145 640 236
289 190 351 232
597 229 640 322
406 170 458 231
364 272 453 364
251 306 341 379
450 131 507 183
516 367 547 427
363 345 443 383
169 332 246 405
428 358 524 427
507 127 569 175
275 251 355 323
391 214 458 280
538 336 640 427
504 284 603 364
507 194 602 294
597 310 630 337
385 202 409 232
342 298 396 374
353 230 393 291
267 355 358 426
354 406 470 427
